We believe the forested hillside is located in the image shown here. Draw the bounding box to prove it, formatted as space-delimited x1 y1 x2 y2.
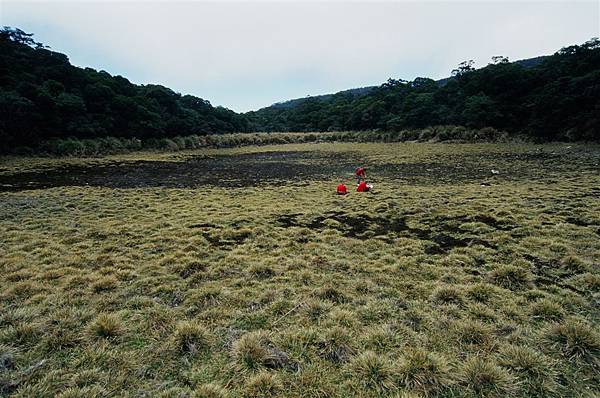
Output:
1 27 599 154
247 40 600 141
0 28 249 152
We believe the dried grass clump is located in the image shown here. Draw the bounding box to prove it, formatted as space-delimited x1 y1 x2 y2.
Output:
303 298 328 321
327 308 358 327
544 318 600 361
361 325 397 352
488 264 532 290
173 321 212 355
346 351 396 392
497 345 559 396
189 286 222 307
232 331 291 370
396 348 451 394
458 357 515 398
243 371 282 398
567 272 600 291
529 299 564 321
431 285 464 305
314 284 347 303
560 255 589 274
90 275 118 293
317 327 354 363
453 320 494 347
232 332 269 369
0 322 42 347
468 303 497 323
467 283 498 303
87 313 122 340
194 383 229 398
55 386 108 398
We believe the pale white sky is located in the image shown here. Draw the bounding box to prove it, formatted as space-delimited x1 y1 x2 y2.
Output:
1 0 599 111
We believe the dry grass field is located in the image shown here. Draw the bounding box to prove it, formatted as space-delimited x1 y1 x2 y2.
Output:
1 143 599 397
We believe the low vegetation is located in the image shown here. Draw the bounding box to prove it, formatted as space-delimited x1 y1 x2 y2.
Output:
23 126 510 156
1 142 599 397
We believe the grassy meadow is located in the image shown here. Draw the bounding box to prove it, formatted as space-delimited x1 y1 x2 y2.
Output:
1 142 599 397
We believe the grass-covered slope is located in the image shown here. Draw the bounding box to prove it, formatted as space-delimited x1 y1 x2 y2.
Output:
1 143 599 397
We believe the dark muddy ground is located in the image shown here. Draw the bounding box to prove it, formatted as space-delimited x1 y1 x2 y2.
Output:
0 151 358 191
0 148 598 192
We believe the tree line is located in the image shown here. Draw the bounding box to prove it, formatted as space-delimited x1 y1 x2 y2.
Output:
1 27 599 154
0 27 249 153
247 39 600 141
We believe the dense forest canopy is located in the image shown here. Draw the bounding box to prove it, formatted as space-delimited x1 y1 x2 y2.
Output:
0 27 249 152
247 40 600 141
1 27 599 153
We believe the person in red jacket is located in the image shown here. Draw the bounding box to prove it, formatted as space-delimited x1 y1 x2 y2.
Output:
357 180 370 192
355 167 366 184
336 183 348 195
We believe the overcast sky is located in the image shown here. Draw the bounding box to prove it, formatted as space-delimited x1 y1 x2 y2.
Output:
2 1 599 112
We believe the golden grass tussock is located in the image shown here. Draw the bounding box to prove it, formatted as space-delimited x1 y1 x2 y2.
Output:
243 371 282 398
457 357 516 398
543 318 600 361
345 350 396 393
87 313 123 340
172 320 213 355
496 344 559 396
194 383 230 398
395 347 451 394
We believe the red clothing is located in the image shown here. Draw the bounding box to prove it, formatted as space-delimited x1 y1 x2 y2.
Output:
337 184 348 195
357 181 369 192
355 167 366 177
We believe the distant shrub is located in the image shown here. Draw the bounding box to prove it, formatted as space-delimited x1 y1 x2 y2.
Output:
304 133 317 142
160 138 180 151
172 136 186 149
31 126 516 157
